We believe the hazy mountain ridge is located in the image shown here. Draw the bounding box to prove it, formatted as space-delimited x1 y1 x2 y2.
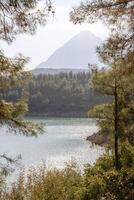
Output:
32 68 89 76
36 31 102 70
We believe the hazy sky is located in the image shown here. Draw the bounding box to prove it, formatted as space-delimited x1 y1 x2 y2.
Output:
1 0 109 69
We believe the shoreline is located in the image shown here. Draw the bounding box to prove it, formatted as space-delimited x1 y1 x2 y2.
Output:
86 131 109 146
25 112 88 118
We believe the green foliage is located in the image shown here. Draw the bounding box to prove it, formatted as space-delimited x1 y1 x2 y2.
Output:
74 0 134 149
82 144 134 200
5 72 110 117
70 0 134 35
0 51 44 136
0 0 51 178
0 0 54 43
89 62 134 145
28 72 91 116
1 144 134 200
2 163 84 200
0 0 53 134
28 72 92 116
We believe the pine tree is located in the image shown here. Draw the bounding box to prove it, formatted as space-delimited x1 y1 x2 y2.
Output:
0 0 53 176
70 0 134 170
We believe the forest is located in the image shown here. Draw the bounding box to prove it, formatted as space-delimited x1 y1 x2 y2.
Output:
5 71 110 117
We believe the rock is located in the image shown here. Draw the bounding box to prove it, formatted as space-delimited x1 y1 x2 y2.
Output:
86 131 109 146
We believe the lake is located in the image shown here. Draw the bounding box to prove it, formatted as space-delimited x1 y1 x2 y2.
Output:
0 117 103 170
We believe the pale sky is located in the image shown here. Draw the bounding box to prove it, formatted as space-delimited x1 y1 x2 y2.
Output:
0 0 109 69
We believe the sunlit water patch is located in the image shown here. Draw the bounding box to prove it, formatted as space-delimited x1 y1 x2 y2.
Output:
0 118 103 170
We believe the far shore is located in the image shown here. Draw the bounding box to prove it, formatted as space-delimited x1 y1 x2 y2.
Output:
26 112 89 118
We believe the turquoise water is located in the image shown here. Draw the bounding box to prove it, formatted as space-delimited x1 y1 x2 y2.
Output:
0 117 103 169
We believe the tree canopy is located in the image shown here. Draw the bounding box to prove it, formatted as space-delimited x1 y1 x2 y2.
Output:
70 0 134 170
4 72 110 117
0 0 52 176
0 0 53 134
0 0 54 43
70 0 134 31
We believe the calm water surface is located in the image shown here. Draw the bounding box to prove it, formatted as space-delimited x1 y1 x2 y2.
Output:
0 117 103 169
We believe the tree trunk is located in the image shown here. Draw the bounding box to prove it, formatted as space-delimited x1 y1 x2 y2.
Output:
114 83 119 170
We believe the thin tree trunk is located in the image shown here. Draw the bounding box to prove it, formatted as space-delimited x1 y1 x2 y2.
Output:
114 82 119 170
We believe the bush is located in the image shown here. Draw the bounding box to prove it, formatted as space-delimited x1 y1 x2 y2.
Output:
1 144 134 200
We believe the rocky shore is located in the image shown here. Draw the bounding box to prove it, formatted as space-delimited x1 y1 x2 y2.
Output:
86 131 109 146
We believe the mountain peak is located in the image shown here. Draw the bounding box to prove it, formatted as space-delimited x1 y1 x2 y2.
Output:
75 30 97 37
64 31 101 46
37 31 102 69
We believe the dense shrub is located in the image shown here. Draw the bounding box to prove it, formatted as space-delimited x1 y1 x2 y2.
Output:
1 144 134 200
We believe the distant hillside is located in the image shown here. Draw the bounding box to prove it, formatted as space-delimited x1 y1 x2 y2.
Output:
32 68 89 76
36 31 102 69
6 71 110 117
